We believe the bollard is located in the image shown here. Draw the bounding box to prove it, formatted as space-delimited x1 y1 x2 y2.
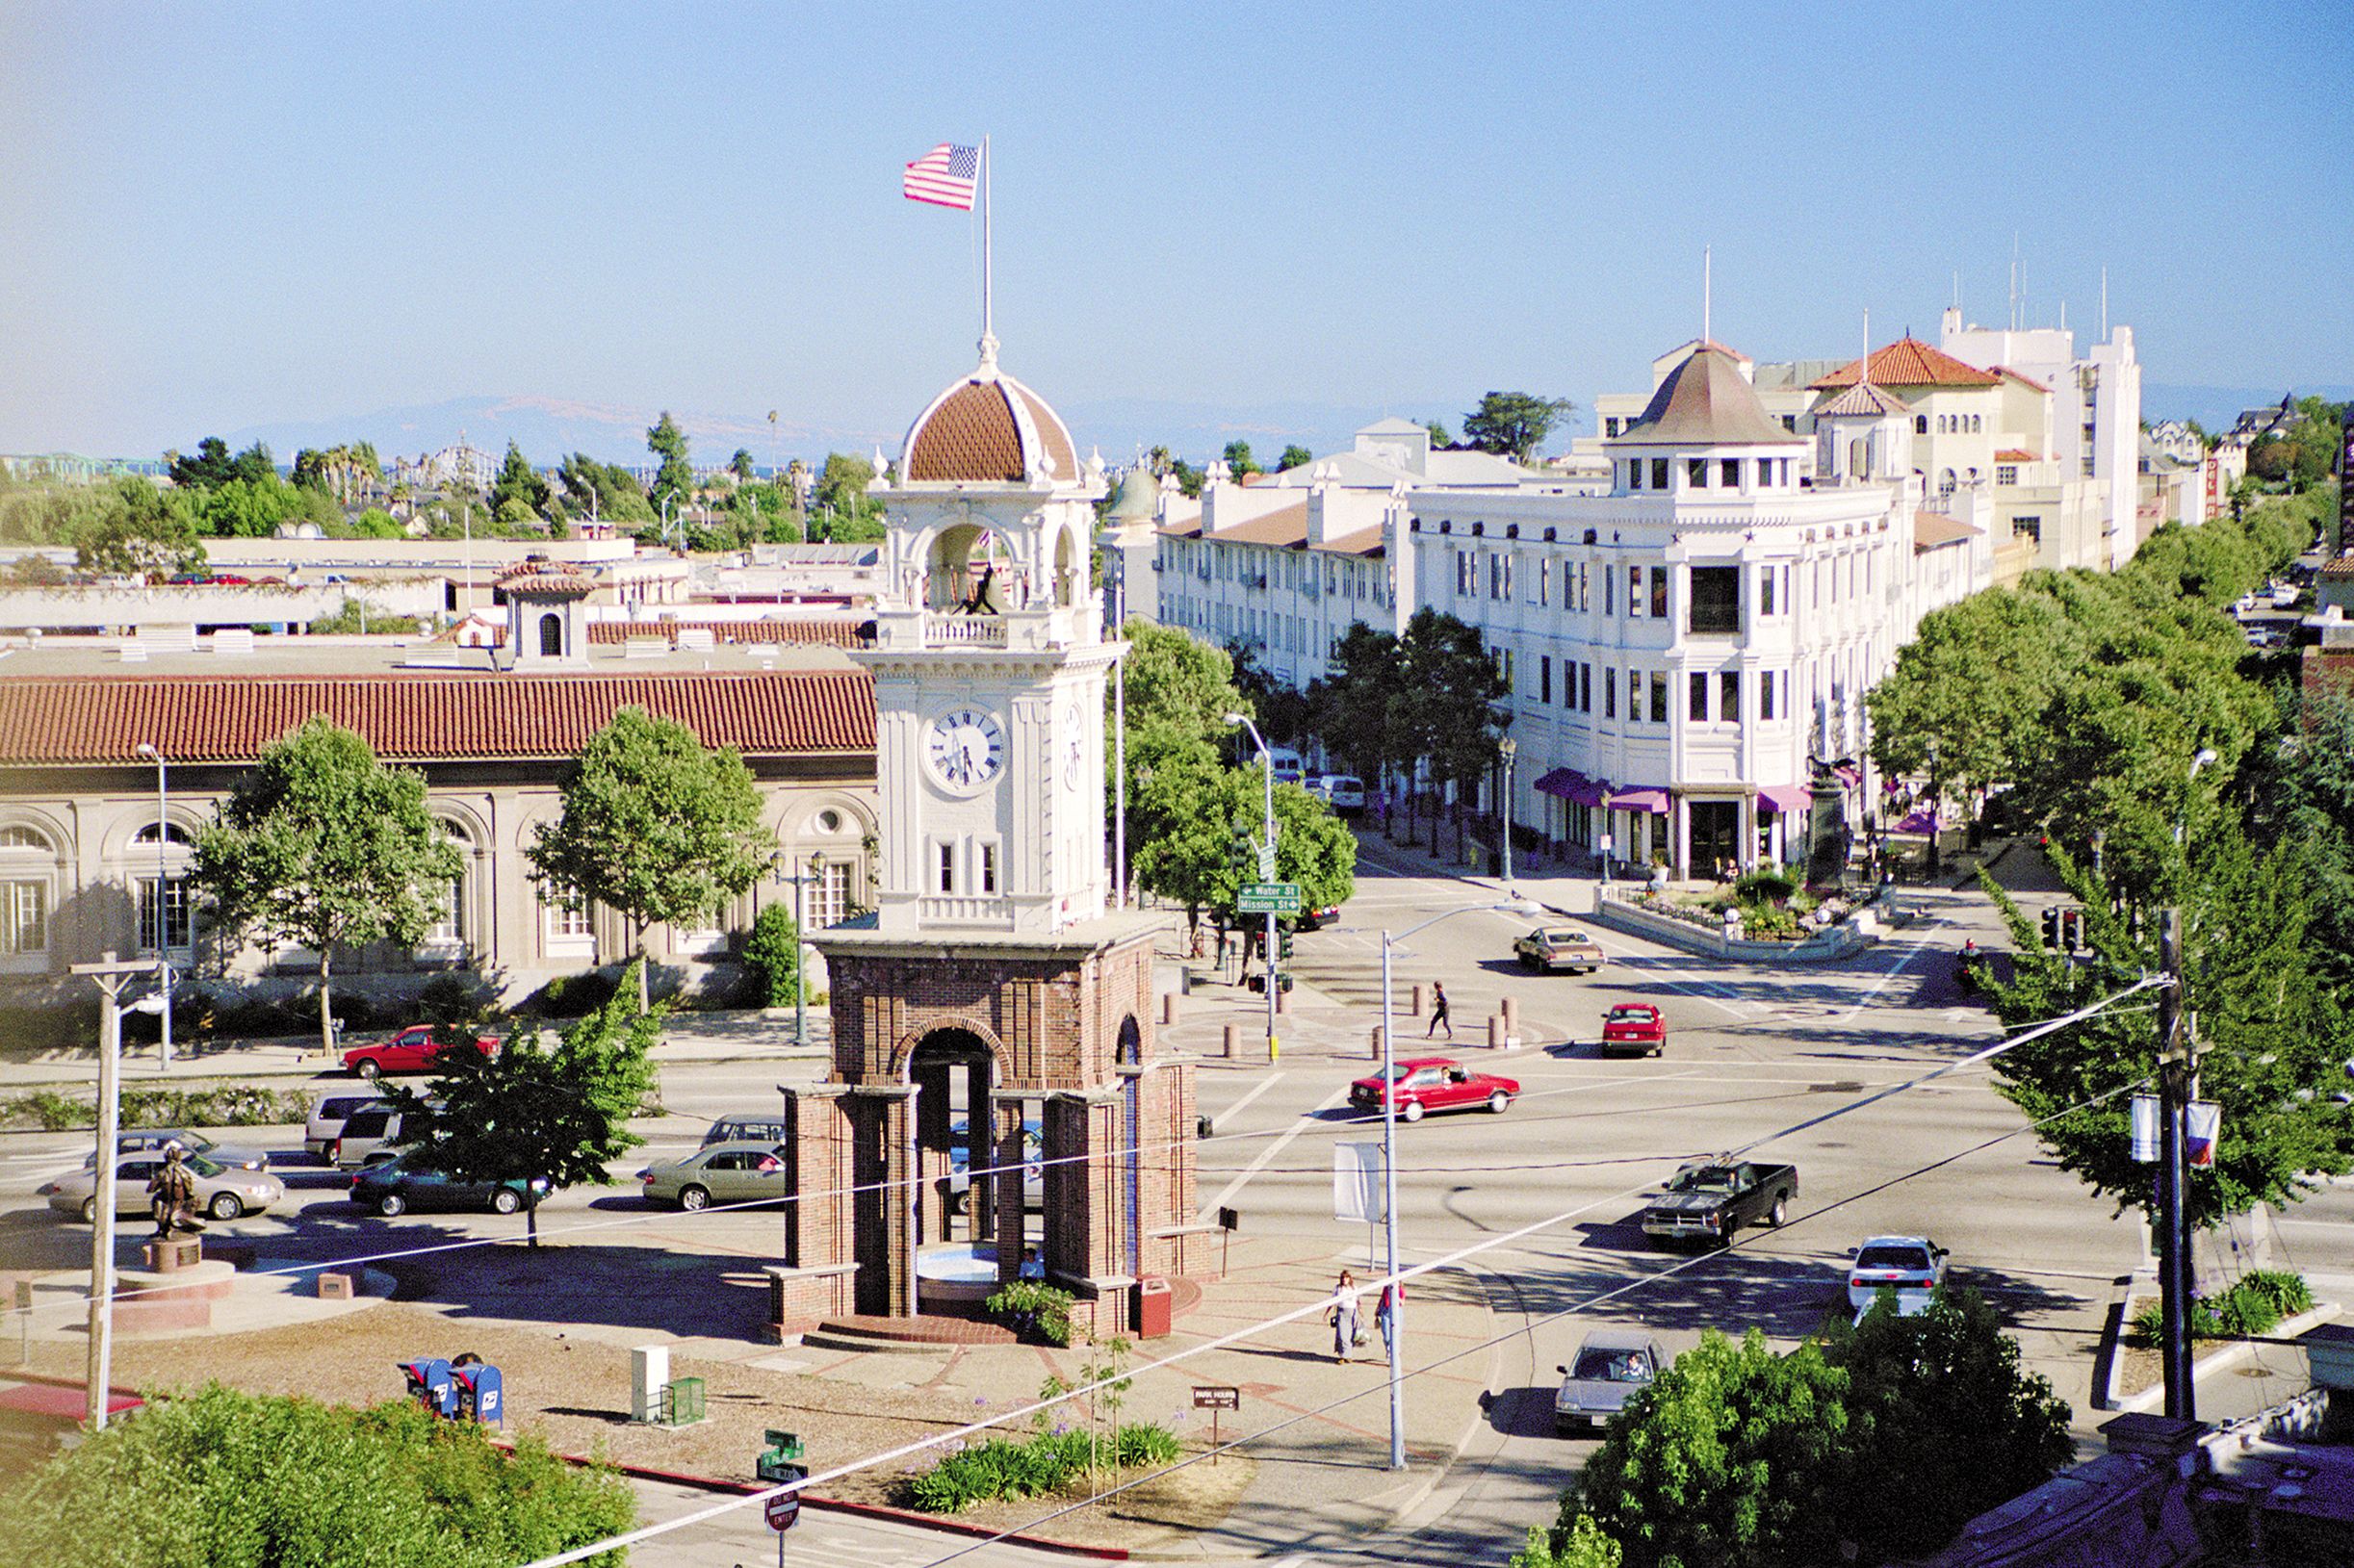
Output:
317 1272 354 1300
1370 1025 1384 1060
1162 991 1181 1025
1222 1023 1238 1060
631 1345 669 1425
1487 1015 1505 1050
1275 985 1289 1016
1501 996 1519 1036
1411 983 1427 1017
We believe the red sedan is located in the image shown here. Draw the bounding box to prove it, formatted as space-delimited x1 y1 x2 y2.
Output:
1600 1003 1667 1058
1349 1057 1519 1121
343 1024 499 1080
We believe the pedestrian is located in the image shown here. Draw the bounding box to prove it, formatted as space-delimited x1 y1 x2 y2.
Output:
1020 1246 1046 1282
146 1144 200 1239
1375 1278 1402 1363
1329 1269 1360 1363
1427 982 1452 1040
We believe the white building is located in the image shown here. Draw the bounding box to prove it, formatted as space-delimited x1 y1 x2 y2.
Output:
1407 342 1990 877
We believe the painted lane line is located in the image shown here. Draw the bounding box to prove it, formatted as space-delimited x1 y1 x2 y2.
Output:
1210 1069 1288 1128
1201 1081 1352 1220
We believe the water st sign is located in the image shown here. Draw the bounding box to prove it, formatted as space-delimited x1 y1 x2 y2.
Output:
1238 882 1301 915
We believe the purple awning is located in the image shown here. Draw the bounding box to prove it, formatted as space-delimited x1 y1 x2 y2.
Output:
1610 785 1670 814
1535 766 1609 807
1757 783 1812 814
1834 763 1863 791
1893 807 1940 835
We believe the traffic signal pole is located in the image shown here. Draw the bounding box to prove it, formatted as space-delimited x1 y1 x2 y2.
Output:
2156 907 2194 1420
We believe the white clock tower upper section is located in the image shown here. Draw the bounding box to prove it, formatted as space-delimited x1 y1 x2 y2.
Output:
855 341 1124 938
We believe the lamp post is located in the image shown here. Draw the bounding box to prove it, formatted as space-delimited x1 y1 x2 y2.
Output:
1497 737 1517 886
133 743 172 1069
1224 713 1279 1057
70 955 163 1430
1598 787 1616 891
1376 894 1538 1469
2158 746 2218 1420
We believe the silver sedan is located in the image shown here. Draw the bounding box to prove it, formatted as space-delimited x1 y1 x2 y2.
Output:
638 1141 790 1211
42 1152 286 1223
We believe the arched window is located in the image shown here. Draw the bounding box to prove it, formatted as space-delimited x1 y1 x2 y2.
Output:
132 822 193 845
1915 415 1927 434
1848 437 1869 476
538 612 564 657
1938 469 1957 498
0 824 52 962
426 819 471 949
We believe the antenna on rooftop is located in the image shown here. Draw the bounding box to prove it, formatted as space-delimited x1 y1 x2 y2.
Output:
2008 234 2020 332
1702 244 1712 346
1860 308 1872 389
2101 266 2109 341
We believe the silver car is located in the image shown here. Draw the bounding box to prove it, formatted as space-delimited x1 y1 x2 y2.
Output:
638 1140 790 1211
1555 1328 1668 1434
42 1152 286 1223
85 1127 271 1173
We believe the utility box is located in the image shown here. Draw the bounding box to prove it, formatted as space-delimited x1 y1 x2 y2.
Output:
1133 1275 1172 1339
631 1345 669 1424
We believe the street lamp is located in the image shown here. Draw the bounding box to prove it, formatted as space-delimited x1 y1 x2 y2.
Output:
1376 894 1539 1470
133 743 172 1069
1497 737 1517 886
774 857 819 1047
1223 713 1280 1057
2157 744 2221 1420
70 954 164 1429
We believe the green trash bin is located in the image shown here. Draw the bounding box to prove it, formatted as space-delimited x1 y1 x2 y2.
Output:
664 1376 705 1426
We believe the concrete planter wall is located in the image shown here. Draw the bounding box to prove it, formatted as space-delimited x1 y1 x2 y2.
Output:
1594 888 1869 964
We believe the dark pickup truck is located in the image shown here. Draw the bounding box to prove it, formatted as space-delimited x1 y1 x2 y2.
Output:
1640 1159 1798 1247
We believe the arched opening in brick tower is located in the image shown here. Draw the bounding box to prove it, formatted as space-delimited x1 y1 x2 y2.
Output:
902 1025 1024 1317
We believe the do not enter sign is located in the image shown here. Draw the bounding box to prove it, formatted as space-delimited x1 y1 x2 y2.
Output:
764 1491 800 1532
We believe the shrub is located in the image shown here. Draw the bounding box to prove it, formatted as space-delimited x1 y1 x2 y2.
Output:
2128 1272 2310 1346
523 968 620 1018
1116 1423 1180 1466
986 1281 1076 1347
903 1422 1179 1513
2 1085 313 1132
740 903 804 1009
1734 866 1800 907
417 974 494 1028
1741 903 1801 940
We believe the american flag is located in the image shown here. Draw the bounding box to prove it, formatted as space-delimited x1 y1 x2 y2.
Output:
903 142 979 210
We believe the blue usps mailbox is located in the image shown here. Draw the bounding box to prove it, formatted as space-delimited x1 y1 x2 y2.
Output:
399 1359 455 1419
453 1363 503 1427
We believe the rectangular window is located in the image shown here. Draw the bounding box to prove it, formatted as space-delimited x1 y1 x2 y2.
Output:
1721 670 1740 722
1605 417 1622 438
978 841 998 895
1539 655 1552 704
1687 457 1708 488
1580 661 1592 711
1628 667 1643 721
936 840 956 894
138 876 192 952
1627 458 1643 490
1650 566 1669 620
1628 565 1643 615
1603 564 1615 616
1720 458 1741 488
1996 464 2018 486
1604 668 1617 719
3 881 47 956
427 877 465 946
1650 457 1668 490
1489 553 1503 600
1539 556 1549 606
1649 670 1668 724
1760 670 1776 720
808 861 850 928
1689 671 1708 721
1456 551 1468 595
1688 565 1739 633
547 889 592 941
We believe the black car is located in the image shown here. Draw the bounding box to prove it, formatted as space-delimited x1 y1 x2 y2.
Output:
350 1154 551 1218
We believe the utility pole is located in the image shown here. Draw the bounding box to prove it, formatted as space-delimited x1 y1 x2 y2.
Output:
2156 906 2194 1420
71 955 158 1429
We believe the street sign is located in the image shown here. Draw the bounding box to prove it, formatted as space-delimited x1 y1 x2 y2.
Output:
1257 844 1278 880
1237 882 1301 914
1192 1386 1240 1410
764 1491 800 1532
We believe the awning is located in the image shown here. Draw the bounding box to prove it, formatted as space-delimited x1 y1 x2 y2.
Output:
1610 786 1671 815
1834 763 1863 791
1535 766 1611 808
1893 807 1940 835
1757 783 1812 814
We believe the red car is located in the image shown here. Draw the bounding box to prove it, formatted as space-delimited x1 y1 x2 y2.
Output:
343 1024 499 1080
1600 1003 1667 1058
1349 1057 1518 1121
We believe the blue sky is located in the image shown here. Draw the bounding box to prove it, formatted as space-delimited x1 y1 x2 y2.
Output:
3 1 2347 462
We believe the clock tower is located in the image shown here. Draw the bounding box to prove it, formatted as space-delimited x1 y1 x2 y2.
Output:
776 339 1216 1339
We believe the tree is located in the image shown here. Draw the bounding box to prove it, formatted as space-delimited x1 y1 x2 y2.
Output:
647 411 693 517
348 507 402 539
525 707 772 1010
380 967 660 1246
168 436 238 490
742 902 806 1008
1110 620 1252 893
730 448 758 482
193 718 464 1054
813 452 886 540
1130 761 1353 934
1317 621 1408 787
1396 609 1507 853
73 477 206 579
487 440 551 522
4 1382 635 1567
1460 392 1575 463
1423 420 1452 449
1277 443 1313 473
1221 440 1260 478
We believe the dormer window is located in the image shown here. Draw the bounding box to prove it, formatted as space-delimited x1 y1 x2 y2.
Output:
1628 460 1643 491
1651 458 1668 490
1687 458 1708 489
1720 458 1741 489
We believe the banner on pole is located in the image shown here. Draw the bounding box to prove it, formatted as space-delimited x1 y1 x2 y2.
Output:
2186 1101 2220 1168
1333 1142 1383 1223
2131 1094 2160 1163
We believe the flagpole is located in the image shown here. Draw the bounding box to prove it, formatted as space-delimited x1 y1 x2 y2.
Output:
980 135 995 360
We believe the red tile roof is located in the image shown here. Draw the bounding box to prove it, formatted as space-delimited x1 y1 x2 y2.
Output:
904 374 1079 484
1995 448 2039 463
1311 525 1385 557
1912 511 1981 551
1810 338 2000 391
1207 503 1310 548
0 671 875 767
585 619 874 648
1994 366 2051 393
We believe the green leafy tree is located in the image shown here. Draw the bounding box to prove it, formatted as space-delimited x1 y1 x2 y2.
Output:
73 476 206 579
812 451 886 540
168 435 238 490
742 901 806 1008
1513 1515 1622 1568
730 447 758 482
526 707 772 1010
487 440 552 522
231 440 274 485
555 452 655 524
192 719 464 1054
1317 621 1408 787
1396 608 1508 854
1131 763 1353 932
381 966 660 1246
1424 420 1452 449
647 411 693 517
348 506 403 539
1460 392 1575 463
1221 439 1260 477
4 1382 634 1567
1277 443 1313 472
1110 620 1253 898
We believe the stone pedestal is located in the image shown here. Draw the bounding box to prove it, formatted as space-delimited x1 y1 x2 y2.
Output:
142 1237 202 1272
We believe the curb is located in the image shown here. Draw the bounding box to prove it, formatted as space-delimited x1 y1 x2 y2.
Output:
2101 1298 2341 1415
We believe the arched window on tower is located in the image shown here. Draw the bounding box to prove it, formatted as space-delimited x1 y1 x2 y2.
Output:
539 612 564 657
0 824 54 964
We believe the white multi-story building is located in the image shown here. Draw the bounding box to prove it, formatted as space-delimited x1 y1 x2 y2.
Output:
1408 341 1990 877
1151 420 1580 688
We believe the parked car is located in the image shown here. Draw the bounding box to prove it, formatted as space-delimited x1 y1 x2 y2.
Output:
639 1140 790 1211
2272 582 2301 608
350 1152 550 1218
1847 1235 1949 1318
946 1118 1044 1212
1600 1002 1667 1057
1514 925 1605 973
1311 774 1366 813
1295 901 1344 931
85 1128 270 1173
1555 1328 1668 1434
342 1023 499 1081
41 1152 285 1223
1263 746 1306 785
702 1114 790 1148
306 1092 387 1163
1348 1057 1519 1122
1641 1159 1798 1247
327 1105 416 1170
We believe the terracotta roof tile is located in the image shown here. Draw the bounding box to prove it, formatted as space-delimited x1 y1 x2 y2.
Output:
1995 448 2039 462
1994 366 2051 393
585 619 874 648
1810 338 2000 391
1004 381 1079 480
906 381 1027 482
0 670 874 767
496 561 600 599
1310 525 1385 557
1912 510 1981 550
1206 503 1310 548
1616 344 1804 447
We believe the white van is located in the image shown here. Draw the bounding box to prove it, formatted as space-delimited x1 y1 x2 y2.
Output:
1263 746 1306 785
1315 774 1366 813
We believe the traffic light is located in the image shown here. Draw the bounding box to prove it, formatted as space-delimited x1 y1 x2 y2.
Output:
1280 930 1295 960
2062 909 2084 951
2040 907 2059 948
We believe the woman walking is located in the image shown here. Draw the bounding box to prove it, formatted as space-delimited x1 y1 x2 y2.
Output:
1427 982 1452 1040
1330 1270 1360 1363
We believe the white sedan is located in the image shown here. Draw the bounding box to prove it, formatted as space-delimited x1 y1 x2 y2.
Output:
1848 1234 1948 1321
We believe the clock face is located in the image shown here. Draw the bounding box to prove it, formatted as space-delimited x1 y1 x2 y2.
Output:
926 707 1006 789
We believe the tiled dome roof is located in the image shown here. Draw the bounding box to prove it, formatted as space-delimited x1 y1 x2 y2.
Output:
1612 344 1804 448
901 355 1079 485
